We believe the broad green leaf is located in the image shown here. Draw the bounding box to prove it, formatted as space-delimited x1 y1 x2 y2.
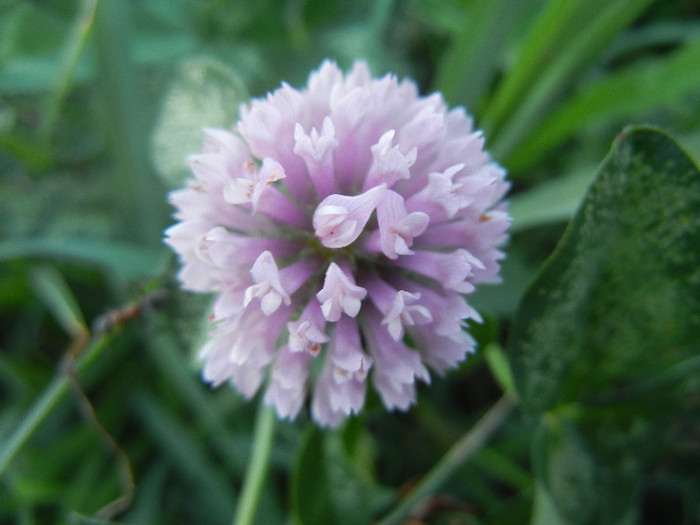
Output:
530 483 568 525
292 426 334 525
532 412 647 525
508 127 700 523
532 420 598 525
292 425 393 525
509 126 700 412
150 56 248 189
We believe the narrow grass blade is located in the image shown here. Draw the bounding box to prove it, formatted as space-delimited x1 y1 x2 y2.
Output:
507 35 700 171
490 0 655 163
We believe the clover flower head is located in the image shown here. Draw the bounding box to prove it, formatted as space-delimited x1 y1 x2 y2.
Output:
165 60 510 427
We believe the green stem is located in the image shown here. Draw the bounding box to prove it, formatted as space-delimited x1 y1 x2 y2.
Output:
233 403 277 525
377 394 515 525
0 334 112 476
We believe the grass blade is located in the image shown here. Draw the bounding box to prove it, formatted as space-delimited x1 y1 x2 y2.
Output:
30 265 87 338
0 334 112 476
0 237 167 282
93 0 165 245
489 0 655 164
507 35 700 171
481 0 592 133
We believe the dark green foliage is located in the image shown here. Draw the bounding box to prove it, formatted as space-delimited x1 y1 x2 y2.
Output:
509 128 700 524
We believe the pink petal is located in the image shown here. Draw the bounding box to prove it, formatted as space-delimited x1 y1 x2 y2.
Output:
288 301 328 355
293 117 338 198
395 248 484 293
313 184 386 248
243 251 290 314
264 348 310 419
364 275 433 341
330 316 373 376
372 189 429 259
363 130 417 190
316 263 367 321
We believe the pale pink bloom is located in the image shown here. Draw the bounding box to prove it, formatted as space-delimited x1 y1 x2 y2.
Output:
313 184 386 248
223 158 286 210
288 302 329 356
316 262 367 321
166 60 510 426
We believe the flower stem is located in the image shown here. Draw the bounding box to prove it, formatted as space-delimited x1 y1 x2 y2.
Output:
377 394 515 525
233 402 277 525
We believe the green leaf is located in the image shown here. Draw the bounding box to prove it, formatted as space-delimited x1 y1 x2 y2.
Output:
40 0 98 141
144 318 249 474
473 445 533 491
507 35 700 172
292 426 334 525
94 0 166 246
483 343 516 395
133 392 236 522
0 237 168 282
292 425 393 525
121 461 169 525
29 265 86 338
489 0 655 162
510 126 700 412
530 482 568 525
150 56 248 189
432 0 527 109
508 127 700 523
481 0 596 133
0 2 76 94
532 412 647 525
532 419 598 525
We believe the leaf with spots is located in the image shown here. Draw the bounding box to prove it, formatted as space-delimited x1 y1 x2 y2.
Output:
508 127 700 524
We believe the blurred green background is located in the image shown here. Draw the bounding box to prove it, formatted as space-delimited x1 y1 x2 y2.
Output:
1 1 700 524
